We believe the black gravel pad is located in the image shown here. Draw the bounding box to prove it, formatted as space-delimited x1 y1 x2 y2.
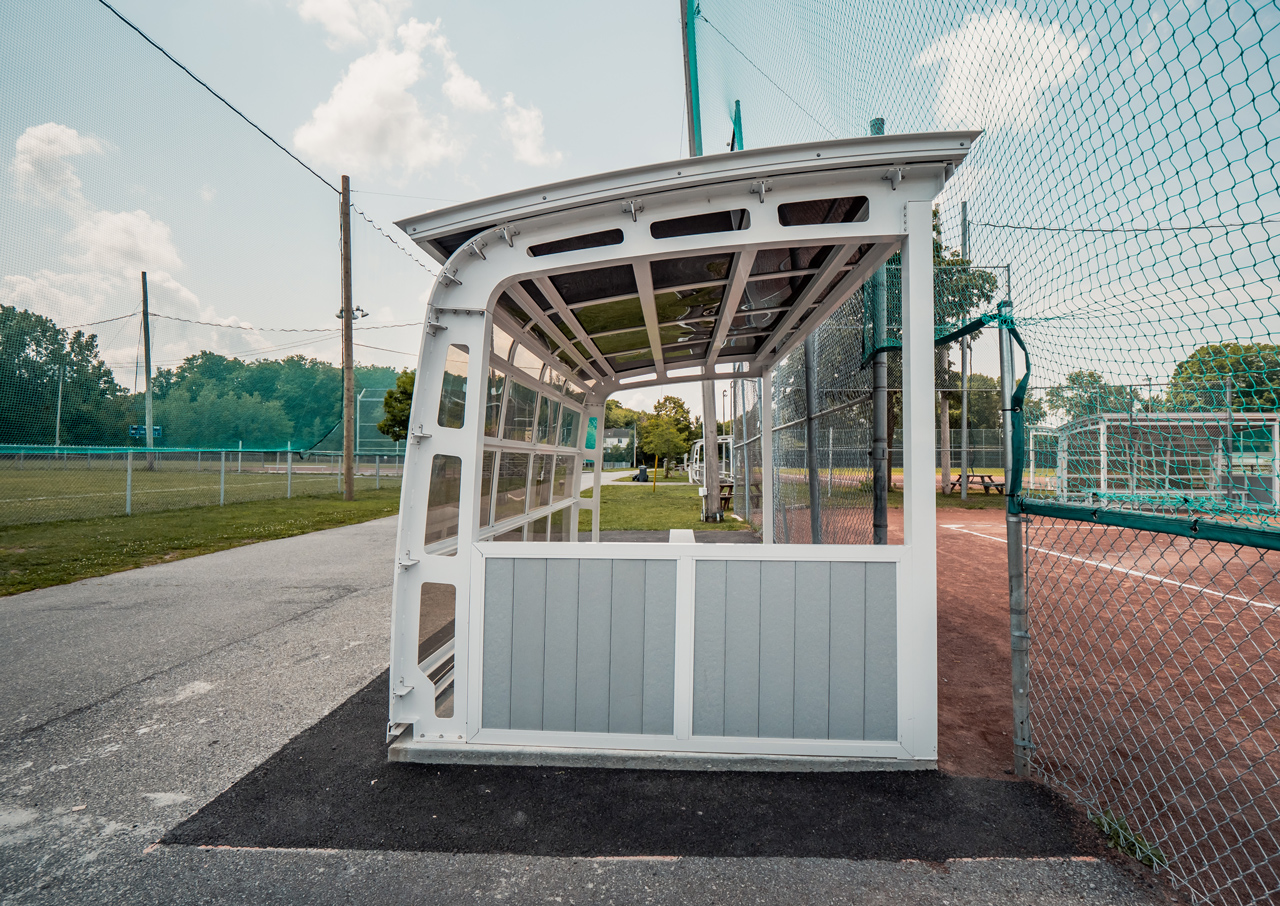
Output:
165 670 1100 859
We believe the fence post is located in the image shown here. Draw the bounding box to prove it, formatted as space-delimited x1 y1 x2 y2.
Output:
238 440 242 473
376 455 380 489
1000 292 1031 777
125 450 132 516
220 451 226 506
287 444 292 498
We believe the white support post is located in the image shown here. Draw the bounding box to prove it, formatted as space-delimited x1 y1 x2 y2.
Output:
900 199 938 762
760 373 774 544
376 455 381 490
1272 418 1279 509
287 443 292 498
1029 435 1036 491
220 451 226 506
125 449 132 515
1099 420 1108 494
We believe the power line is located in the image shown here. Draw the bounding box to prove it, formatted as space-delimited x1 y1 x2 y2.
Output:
353 341 417 357
93 0 338 194
149 313 423 332
350 204 436 271
352 189 461 203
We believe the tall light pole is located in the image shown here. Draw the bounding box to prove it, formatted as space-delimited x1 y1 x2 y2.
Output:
142 271 154 470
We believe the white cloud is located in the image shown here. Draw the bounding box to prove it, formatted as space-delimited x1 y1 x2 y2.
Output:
501 94 562 167
293 31 466 177
397 19 494 111
295 0 409 48
200 185 215 202
915 8 1089 132
11 122 106 208
2 124 251 368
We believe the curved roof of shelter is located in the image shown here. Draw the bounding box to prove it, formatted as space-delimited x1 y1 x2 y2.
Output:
397 131 979 395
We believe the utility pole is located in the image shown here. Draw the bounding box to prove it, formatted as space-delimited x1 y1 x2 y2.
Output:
142 272 154 470
340 175 355 501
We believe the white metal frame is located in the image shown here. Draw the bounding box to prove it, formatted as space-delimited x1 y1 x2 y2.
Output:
387 134 970 764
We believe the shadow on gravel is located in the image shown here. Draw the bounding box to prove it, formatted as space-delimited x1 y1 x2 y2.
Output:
165 669 1102 860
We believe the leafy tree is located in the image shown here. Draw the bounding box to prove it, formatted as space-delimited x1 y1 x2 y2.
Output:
640 414 689 477
652 395 694 446
605 399 643 429
1168 343 1280 411
152 387 292 448
1045 370 1136 420
377 370 414 442
0 305 128 445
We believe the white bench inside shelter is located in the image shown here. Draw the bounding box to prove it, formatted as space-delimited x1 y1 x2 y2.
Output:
386 132 978 770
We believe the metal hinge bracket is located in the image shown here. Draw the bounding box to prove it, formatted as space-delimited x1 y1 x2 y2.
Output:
438 267 462 287
622 199 644 222
397 549 420 569
495 225 519 247
467 239 487 260
884 168 903 190
750 180 772 202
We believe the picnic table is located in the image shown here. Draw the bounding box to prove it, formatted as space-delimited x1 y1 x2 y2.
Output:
949 473 1005 494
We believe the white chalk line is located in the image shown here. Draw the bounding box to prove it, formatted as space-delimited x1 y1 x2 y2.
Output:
941 524 1279 614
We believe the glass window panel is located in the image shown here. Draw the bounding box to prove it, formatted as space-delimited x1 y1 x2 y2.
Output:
532 453 554 508
484 369 505 438
547 507 568 542
659 321 715 345
559 408 581 447
654 285 724 323
529 516 549 542
749 247 831 275
502 381 538 442
575 297 644 334
437 344 468 429
607 352 656 371
585 416 598 451
529 229 623 257
536 397 561 445
594 328 651 356
741 277 799 311
494 453 530 521
491 325 514 360
496 292 531 325
651 254 731 289
564 383 586 405
650 209 749 239
519 280 554 311
512 344 544 381
528 324 560 355
478 449 496 528
495 529 525 541
549 264 637 304
424 454 462 548
552 456 571 501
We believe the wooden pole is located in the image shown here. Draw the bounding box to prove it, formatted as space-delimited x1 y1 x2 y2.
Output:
341 175 355 501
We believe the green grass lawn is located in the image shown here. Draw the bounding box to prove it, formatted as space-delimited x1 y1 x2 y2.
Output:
579 484 752 532
0 488 401 596
0 461 395 525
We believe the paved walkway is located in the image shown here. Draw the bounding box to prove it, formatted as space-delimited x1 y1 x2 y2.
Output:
0 519 1168 905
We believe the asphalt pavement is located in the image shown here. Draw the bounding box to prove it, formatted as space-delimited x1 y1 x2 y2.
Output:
0 516 1172 905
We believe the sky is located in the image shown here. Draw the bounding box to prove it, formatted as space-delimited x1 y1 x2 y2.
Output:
5 0 1270 422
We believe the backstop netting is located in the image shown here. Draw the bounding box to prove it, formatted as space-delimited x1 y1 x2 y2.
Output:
695 2 1278 902
2 0 425 524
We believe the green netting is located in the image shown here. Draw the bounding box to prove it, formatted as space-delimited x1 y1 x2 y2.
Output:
693 0 1278 533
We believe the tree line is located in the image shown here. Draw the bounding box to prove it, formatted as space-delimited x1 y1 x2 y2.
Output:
0 305 396 448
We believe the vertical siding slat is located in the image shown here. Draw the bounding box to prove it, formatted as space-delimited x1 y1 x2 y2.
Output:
642 560 678 735
608 560 647 733
792 561 831 739
575 559 613 732
828 561 866 740
508 559 548 730
692 559 727 736
757 561 796 738
482 558 515 730
723 560 762 737
542 559 580 732
863 562 899 739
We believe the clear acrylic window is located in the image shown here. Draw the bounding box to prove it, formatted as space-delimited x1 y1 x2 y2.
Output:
437 345 468 429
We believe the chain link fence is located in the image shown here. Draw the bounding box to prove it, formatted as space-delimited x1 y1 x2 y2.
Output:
1026 515 1280 904
0 447 403 526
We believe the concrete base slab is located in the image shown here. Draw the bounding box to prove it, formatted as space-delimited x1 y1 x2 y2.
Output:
388 736 935 772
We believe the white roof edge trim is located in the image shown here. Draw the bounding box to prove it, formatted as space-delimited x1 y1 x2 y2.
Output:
396 131 982 264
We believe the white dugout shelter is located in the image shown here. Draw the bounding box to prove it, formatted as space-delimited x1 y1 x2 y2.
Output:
387 132 977 768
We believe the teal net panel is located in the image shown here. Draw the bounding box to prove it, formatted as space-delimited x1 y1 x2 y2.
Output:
692 0 1278 534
